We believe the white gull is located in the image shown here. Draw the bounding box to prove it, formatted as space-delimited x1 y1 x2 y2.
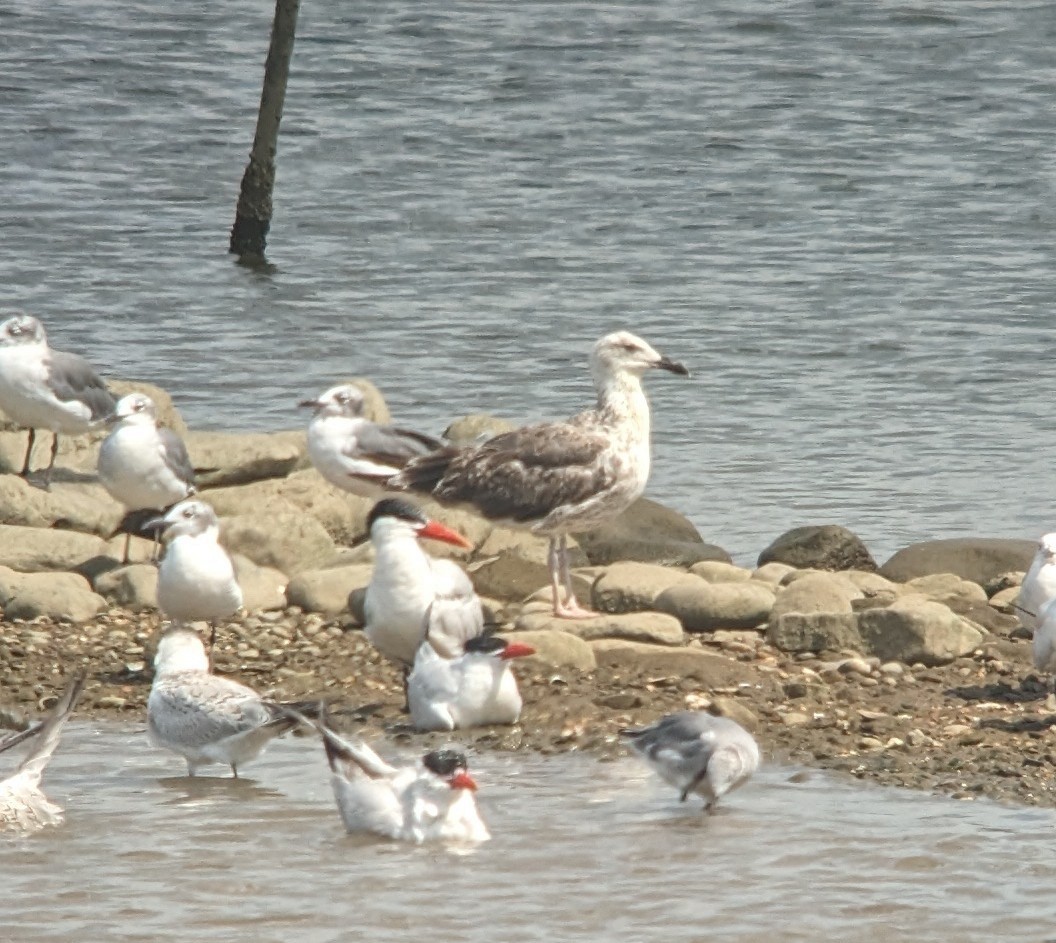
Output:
0 313 115 488
1016 532 1056 633
621 711 759 810
407 635 535 732
0 674 84 831
392 330 688 618
299 383 442 498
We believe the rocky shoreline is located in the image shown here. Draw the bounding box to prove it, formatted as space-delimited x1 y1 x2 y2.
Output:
0 378 1053 808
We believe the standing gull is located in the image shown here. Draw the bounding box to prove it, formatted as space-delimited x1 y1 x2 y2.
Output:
407 635 536 732
292 710 489 843
98 392 197 562
1016 533 1056 633
147 499 243 654
148 626 309 777
0 674 85 831
392 331 688 618
621 711 759 811
364 498 484 667
0 314 115 487
299 383 442 497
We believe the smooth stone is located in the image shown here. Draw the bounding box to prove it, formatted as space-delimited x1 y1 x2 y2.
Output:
285 564 374 615
903 573 988 613
515 605 685 646
222 511 337 576
590 639 755 684
591 561 702 614
93 564 158 611
751 562 797 586
653 580 775 632
0 567 105 622
187 430 307 488
857 595 986 666
499 629 596 671
880 537 1037 587
0 525 109 574
470 529 580 601
443 413 516 446
767 612 864 654
769 571 863 620
758 524 878 572
688 560 752 583
0 476 125 538
232 555 288 613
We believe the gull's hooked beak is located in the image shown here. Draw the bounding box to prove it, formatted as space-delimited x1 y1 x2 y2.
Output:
418 520 473 550
653 354 689 376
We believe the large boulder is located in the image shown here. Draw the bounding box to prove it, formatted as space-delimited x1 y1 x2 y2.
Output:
767 612 864 653
0 476 125 537
232 555 288 613
222 511 337 576
499 629 596 670
0 567 106 622
470 529 581 601
758 525 877 572
769 571 862 620
515 603 685 646
903 573 988 614
653 580 775 632
0 525 109 574
857 595 986 666
574 497 729 567
591 561 702 614
93 564 158 611
880 538 1037 588
187 430 307 488
285 564 374 615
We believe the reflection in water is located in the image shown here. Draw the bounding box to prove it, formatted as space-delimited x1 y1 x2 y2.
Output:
1 724 1053 942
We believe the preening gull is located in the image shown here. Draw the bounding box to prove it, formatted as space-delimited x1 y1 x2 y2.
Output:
0 313 115 488
147 499 243 656
299 383 442 497
0 673 85 831
407 634 535 732
98 392 197 562
1016 533 1056 633
289 708 489 843
363 498 484 667
147 626 312 777
621 711 759 810
392 331 688 618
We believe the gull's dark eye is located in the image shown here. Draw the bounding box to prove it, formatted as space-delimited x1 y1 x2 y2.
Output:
337 392 350 405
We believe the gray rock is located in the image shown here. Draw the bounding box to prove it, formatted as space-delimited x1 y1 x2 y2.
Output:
767 612 864 653
93 564 158 611
590 639 755 684
232 555 288 613
758 524 877 572
0 476 125 538
688 560 752 583
0 525 109 574
904 573 988 614
222 511 337 576
880 538 1037 587
857 595 986 666
500 629 596 670
653 580 775 632
574 496 730 567
470 529 582 601
443 413 516 446
591 561 703 614
751 562 797 586
842 569 903 598
769 571 862 620
515 603 685 646
187 430 307 488
285 564 374 615
0 567 106 622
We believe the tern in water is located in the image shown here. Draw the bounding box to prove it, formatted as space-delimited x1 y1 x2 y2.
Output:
98 392 197 562
291 709 489 843
364 498 484 668
0 313 115 488
621 711 759 811
1016 533 1056 633
147 626 312 777
147 499 243 655
299 383 442 498
0 674 85 831
407 635 535 732
392 331 688 618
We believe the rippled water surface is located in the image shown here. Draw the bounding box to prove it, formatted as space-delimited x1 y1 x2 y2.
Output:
2 724 1054 942
4 1 1056 563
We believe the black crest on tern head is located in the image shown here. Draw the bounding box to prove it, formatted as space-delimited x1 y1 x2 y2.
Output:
422 749 468 777
366 498 428 532
463 635 507 656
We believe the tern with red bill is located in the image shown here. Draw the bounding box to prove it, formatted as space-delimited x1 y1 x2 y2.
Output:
294 712 489 843
408 634 536 731
363 498 484 667
392 331 688 619
299 383 442 498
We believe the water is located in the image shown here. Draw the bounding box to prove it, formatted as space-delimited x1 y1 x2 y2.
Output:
4 2 1056 564
0 723 1051 942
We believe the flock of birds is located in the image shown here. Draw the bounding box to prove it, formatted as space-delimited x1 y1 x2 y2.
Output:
0 313 755 839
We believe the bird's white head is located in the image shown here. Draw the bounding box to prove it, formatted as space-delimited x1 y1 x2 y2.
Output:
590 331 688 386
153 627 210 675
0 314 47 348
298 384 366 419
111 392 158 426
1039 533 1056 562
367 498 473 550
148 498 221 542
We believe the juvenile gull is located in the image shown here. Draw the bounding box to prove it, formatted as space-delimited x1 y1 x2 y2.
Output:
147 626 309 777
0 674 85 831
407 635 535 732
147 499 243 655
299 383 442 498
0 314 115 487
291 710 489 843
364 498 484 667
1016 533 1056 633
392 331 688 618
98 392 197 562
621 711 759 810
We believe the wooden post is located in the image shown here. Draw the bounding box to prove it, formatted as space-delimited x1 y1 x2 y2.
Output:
229 0 301 263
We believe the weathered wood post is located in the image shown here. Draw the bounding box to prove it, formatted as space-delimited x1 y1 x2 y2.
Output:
229 0 301 262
